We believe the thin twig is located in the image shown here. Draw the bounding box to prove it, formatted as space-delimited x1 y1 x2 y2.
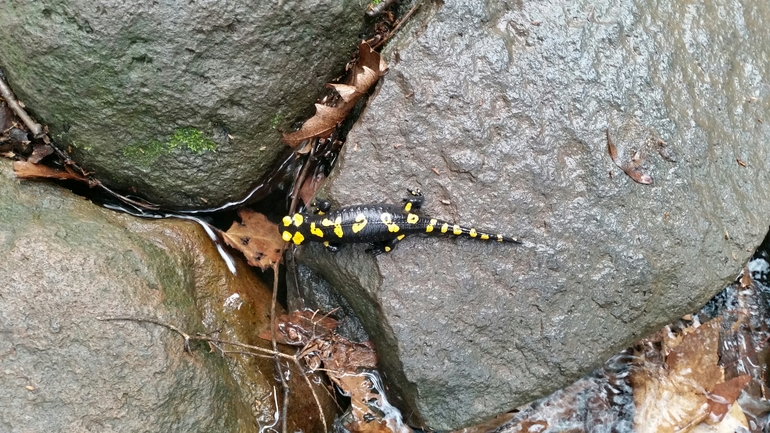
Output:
270 262 290 433
94 180 161 210
288 138 318 215
371 0 423 50
96 316 294 360
99 313 332 432
0 74 43 137
296 362 329 431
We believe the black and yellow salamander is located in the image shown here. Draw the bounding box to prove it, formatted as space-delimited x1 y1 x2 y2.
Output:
279 189 521 255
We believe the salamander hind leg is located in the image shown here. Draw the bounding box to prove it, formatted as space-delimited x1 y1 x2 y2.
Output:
402 188 424 212
367 235 406 255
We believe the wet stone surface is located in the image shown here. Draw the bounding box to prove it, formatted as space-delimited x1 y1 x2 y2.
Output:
298 0 770 429
0 159 333 432
0 0 365 209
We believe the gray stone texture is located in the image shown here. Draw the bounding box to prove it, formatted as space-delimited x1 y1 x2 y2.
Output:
298 0 770 429
0 0 365 209
0 159 332 432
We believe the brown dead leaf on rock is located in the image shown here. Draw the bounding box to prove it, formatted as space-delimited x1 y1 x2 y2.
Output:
222 209 283 269
607 129 653 185
282 42 388 147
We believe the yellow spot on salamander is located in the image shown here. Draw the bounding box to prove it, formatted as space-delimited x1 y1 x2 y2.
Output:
323 241 330 247
381 213 400 232
406 213 419 224
426 218 437 233
480 233 490 240
310 222 323 238
404 202 412 212
453 225 462 235
333 216 344 238
292 214 304 227
352 213 368 233
321 218 335 227
384 246 391 252
282 216 292 226
469 228 477 238
497 234 504 242
397 234 405 240
441 223 449 233
291 232 305 245
282 231 292 242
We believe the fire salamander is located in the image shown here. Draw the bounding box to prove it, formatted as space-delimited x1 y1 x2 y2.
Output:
279 189 521 255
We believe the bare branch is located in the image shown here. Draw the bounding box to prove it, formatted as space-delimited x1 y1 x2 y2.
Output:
0 72 43 137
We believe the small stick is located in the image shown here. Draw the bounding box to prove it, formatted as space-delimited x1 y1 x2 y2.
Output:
371 0 423 50
96 316 295 360
289 138 318 215
0 73 43 137
270 262 290 433
97 314 329 432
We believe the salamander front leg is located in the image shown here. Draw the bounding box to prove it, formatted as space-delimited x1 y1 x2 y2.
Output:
402 188 424 212
323 241 343 252
309 199 332 215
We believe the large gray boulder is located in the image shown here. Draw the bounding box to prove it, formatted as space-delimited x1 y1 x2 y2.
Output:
0 159 332 432
0 0 365 209
297 0 770 429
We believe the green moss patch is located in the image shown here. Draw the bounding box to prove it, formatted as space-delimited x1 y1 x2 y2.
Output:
123 127 217 165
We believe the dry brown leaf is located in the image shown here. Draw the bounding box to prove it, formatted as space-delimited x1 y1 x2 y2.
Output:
282 42 388 147
324 337 378 372
222 209 283 269
27 143 54 164
335 373 409 433
298 171 326 207
706 375 751 423
13 160 87 182
691 402 749 432
607 129 653 185
740 266 752 288
337 374 389 432
258 309 338 345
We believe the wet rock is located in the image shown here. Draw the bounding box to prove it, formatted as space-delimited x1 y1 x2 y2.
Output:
0 159 333 432
0 0 365 209
299 0 770 429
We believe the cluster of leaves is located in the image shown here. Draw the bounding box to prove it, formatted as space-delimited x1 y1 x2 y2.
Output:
631 318 751 432
0 102 52 165
282 42 388 150
465 266 770 433
261 310 410 433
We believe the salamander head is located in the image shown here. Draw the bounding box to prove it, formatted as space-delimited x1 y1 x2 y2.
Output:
279 214 307 245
